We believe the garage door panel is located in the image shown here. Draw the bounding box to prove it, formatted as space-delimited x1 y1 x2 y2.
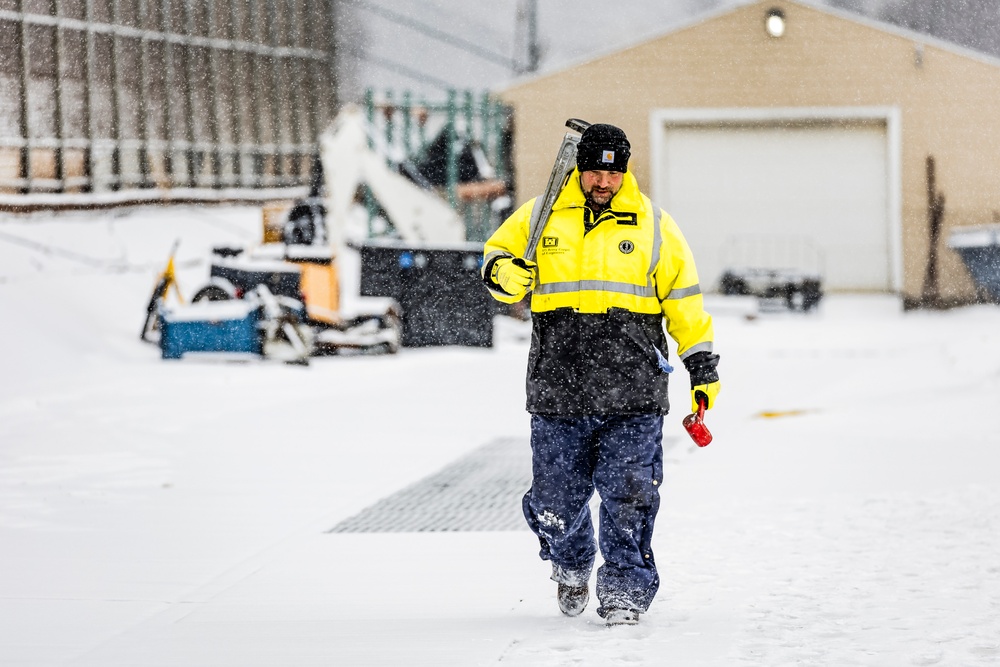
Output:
657 122 890 292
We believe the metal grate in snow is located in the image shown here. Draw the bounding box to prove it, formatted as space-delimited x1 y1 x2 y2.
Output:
328 438 531 533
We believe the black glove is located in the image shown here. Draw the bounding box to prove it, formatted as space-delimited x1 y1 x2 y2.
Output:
684 351 721 411
683 351 720 385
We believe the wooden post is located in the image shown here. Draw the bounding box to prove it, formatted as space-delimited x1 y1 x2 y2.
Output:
921 155 945 307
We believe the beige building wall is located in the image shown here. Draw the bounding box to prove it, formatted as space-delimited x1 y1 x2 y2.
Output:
498 0 1000 300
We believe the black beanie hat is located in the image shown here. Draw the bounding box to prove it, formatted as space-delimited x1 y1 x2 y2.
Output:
576 123 630 173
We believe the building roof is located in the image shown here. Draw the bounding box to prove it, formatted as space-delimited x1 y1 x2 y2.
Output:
497 0 1000 94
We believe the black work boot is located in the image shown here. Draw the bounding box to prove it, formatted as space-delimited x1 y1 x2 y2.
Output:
557 582 589 617
598 606 640 626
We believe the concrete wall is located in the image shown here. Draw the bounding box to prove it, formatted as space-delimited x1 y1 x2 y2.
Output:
0 0 337 196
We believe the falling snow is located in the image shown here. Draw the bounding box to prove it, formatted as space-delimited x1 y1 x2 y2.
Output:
2 205 1000 665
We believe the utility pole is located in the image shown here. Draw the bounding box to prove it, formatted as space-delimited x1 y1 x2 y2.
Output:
515 0 540 74
526 0 539 73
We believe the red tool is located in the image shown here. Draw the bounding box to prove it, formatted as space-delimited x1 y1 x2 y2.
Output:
683 397 713 447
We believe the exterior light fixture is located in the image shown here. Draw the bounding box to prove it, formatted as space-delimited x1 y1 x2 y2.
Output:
766 8 786 37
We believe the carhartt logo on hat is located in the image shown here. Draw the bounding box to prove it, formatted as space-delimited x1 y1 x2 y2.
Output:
576 123 631 173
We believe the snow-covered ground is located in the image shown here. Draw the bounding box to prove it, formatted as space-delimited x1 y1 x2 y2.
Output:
2 205 1000 666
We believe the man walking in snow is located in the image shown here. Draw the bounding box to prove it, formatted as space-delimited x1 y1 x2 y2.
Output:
482 123 720 626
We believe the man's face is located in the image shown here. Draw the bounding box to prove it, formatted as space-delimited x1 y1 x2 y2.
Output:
580 170 624 208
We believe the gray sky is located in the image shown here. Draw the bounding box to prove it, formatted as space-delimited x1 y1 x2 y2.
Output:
334 0 730 102
334 0 998 104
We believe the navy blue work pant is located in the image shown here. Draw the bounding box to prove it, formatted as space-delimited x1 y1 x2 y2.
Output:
522 414 664 612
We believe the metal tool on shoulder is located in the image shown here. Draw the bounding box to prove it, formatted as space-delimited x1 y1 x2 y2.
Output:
514 118 590 269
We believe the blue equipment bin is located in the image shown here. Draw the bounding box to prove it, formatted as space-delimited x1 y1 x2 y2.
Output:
948 225 1000 302
159 301 262 359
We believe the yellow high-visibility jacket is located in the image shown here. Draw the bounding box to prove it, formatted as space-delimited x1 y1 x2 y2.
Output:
483 168 714 415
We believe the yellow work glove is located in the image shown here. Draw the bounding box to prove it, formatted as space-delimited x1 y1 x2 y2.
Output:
492 258 536 298
692 381 720 412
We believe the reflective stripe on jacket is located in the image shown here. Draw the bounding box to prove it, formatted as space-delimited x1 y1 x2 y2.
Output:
483 168 714 415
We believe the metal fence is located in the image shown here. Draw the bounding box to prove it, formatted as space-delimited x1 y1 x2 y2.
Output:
363 88 513 242
0 0 336 198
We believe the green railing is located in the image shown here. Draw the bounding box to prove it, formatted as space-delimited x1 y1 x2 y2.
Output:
362 88 513 243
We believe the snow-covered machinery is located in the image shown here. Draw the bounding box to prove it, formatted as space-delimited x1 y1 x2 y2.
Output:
143 103 497 361
319 105 497 348
717 235 824 312
320 105 467 248
719 268 823 312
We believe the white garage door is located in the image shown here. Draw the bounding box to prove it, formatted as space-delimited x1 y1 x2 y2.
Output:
653 121 891 292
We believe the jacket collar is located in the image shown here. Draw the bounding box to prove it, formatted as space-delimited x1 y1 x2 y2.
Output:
552 168 646 214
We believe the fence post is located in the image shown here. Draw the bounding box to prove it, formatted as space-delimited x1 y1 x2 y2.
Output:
363 87 378 234
226 0 244 188
494 99 507 183
461 90 475 236
384 89 395 155
109 0 125 190
159 0 176 188
52 0 67 192
402 90 413 158
13 0 31 194
479 91 492 166
137 0 153 188
247 0 265 188
445 88 458 210
265 0 286 186
364 87 375 146
82 0 98 192
182 0 198 188
463 89 474 143
417 96 428 154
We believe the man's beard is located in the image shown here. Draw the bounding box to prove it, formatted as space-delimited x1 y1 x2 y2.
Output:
584 188 616 212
